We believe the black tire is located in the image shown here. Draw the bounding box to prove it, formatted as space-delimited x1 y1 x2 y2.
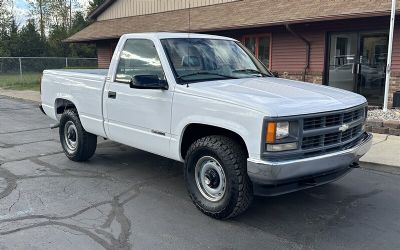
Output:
184 135 253 219
59 109 97 162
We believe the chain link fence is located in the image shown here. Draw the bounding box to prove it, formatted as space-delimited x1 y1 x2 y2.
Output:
0 57 98 89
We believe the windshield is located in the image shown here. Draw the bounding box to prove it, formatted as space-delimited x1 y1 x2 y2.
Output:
161 38 272 84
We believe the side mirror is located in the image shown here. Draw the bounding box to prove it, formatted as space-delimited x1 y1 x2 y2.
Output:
130 75 168 90
272 71 279 78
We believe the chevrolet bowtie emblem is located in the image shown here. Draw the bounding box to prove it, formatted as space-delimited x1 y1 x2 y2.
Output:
339 124 350 132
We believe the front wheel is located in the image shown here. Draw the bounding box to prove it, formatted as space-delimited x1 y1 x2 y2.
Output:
184 136 253 219
59 109 97 162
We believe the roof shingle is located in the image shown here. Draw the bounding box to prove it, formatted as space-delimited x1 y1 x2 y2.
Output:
66 0 395 42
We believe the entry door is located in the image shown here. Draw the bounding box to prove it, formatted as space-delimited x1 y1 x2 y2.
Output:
327 31 388 106
104 39 173 158
358 33 388 106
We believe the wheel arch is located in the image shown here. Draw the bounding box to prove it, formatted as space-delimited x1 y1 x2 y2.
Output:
55 98 78 118
180 123 249 160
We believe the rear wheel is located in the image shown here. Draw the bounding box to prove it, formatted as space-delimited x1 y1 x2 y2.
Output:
59 109 97 162
184 136 253 219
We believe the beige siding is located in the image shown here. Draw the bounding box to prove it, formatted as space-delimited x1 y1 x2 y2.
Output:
98 0 240 21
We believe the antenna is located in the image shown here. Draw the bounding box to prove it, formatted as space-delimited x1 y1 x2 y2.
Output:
188 0 191 33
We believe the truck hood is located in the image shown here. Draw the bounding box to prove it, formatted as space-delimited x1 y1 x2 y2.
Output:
183 77 367 117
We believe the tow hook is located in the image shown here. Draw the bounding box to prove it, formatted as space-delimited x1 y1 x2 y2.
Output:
350 162 360 168
50 123 60 129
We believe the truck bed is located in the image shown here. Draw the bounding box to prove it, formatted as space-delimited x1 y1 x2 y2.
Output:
41 68 109 138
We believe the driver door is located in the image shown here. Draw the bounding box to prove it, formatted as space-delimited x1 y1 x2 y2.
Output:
104 39 173 157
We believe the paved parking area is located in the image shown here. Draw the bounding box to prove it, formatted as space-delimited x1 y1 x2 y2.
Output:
0 96 400 250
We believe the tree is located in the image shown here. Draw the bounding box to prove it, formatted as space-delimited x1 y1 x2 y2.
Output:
18 19 46 56
8 19 20 56
27 0 51 39
0 0 12 56
47 24 69 56
87 0 105 16
68 11 96 57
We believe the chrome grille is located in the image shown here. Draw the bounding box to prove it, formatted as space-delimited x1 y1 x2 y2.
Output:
301 106 366 153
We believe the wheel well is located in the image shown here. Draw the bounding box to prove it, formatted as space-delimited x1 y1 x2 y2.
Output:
180 124 248 160
55 98 76 114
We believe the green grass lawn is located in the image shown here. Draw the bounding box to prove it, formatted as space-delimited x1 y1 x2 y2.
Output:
0 73 41 91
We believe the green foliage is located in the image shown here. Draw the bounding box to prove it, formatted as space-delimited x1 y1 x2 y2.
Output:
87 0 105 16
19 20 47 56
0 5 96 58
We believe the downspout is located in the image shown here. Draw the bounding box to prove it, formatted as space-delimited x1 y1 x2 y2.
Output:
285 24 310 81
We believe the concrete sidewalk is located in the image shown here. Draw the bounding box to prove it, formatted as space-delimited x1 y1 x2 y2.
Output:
360 133 400 168
0 89 41 102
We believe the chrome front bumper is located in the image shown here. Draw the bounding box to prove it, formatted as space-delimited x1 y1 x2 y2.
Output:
247 133 373 189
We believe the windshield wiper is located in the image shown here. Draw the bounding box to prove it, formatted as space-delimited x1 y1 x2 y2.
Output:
232 69 269 77
177 72 238 81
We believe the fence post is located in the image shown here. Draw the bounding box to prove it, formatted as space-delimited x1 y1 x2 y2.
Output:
19 57 22 84
65 57 68 68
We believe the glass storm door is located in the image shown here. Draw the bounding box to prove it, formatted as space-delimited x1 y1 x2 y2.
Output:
327 31 388 106
358 33 388 106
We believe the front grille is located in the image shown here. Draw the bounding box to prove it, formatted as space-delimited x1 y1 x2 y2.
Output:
303 108 364 131
261 105 367 161
302 124 363 150
301 106 366 154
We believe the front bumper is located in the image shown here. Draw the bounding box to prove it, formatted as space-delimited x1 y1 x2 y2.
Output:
247 132 372 196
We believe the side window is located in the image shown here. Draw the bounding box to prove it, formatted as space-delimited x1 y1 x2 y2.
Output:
115 39 165 83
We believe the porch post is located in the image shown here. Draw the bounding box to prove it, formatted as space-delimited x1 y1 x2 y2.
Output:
383 0 396 111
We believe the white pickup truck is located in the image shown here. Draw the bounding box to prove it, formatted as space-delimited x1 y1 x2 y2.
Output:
40 33 372 219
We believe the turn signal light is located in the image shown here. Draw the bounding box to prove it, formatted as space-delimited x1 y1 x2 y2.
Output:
266 122 276 143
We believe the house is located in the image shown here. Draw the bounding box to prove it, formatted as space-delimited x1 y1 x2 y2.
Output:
66 0 400 108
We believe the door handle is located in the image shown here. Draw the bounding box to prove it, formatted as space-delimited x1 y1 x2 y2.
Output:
352 63 361 74
108 91 116 99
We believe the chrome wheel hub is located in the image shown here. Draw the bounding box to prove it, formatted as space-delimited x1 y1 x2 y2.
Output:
195 156 226 202
64 121 78 152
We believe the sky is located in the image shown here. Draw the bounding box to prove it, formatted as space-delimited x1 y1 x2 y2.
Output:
12 0 90 27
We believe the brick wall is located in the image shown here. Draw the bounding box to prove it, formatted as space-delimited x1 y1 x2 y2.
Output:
96 40 118 69
277 71 323 84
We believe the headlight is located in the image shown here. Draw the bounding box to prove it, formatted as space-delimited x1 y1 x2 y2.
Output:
266 121 290 143
265 121 298 152
276 121 289 139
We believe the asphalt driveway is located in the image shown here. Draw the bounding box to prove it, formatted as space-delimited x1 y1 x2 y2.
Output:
0 96 399 250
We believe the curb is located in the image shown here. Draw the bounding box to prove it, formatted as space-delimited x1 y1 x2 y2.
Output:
366 119 400 136
360 161 400 175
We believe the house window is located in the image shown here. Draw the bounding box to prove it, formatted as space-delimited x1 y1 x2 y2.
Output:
243 34 271 69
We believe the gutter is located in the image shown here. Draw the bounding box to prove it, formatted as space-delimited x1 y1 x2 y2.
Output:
285 24 310 81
